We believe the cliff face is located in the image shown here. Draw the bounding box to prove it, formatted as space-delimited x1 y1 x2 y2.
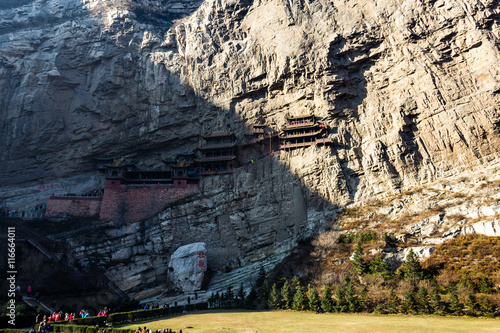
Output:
0 0 204 191
2 0 500 298
2 0 500 204
167 0 500 201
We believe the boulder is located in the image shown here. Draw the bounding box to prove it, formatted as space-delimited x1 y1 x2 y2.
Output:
169 242 207 293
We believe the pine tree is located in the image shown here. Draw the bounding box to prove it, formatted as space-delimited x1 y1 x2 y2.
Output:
307 284 321 312
268 283 282 309
215 291 221 309
292 285 306 311
403 288 417 314
345 281 359 313
465 294 479 317
256 265 266 287
333 283 347 313
257 278 269 309
255 265 268 308
237 283 246 308
429 287 442 315
479 277 495 294
244 287 258 309
416 286 430 314
321 284 334 313
359 285 369 312
386 289 400 314
224 286 235 308
447 290 462 316
351 242 367 276
402 249 423 288
368 256 392 278
281 280 293 310
290 276 300 300
208 292 215 308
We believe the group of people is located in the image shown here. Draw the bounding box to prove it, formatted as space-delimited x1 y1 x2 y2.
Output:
6 203 45 218
36 311 77 325
135 327 182 333
142 303 164 310
35 307 100 326
97 307 109 317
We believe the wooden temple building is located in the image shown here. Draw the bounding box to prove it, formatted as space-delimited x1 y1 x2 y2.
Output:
104 157 199 190
195 131 239 175
279 113 333 150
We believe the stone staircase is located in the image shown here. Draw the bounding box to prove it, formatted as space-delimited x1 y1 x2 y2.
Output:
15 222 66 260
22 296 52 314
140 255 286 307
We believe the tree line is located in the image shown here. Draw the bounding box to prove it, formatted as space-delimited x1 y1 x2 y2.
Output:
208 245 498 317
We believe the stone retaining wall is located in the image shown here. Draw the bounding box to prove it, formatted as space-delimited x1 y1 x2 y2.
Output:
45 196 102 218
99 185 198 223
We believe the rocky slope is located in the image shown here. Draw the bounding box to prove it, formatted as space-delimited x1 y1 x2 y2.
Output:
1 0 500 299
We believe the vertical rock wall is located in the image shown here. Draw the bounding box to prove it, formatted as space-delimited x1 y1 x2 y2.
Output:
2 0 500 298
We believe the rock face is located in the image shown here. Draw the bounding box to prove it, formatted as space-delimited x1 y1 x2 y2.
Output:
2 0 500 299
462 221 500 237
169 242 207 293
0 0 204 205
68 156 337 297
2 0 500 207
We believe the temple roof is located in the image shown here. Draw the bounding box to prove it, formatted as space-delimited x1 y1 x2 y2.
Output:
281 123 320 131
285 113 314 120
279 129 325 139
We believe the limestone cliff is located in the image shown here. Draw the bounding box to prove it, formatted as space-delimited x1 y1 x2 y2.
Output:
2 0 500 299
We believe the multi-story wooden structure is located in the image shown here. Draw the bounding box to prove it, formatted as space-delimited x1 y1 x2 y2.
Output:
104 159 198 190
196 131 239 175
279 113 333 150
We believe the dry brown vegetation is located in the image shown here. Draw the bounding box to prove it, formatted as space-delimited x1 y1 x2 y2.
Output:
423 234 500 287
477 179 500 189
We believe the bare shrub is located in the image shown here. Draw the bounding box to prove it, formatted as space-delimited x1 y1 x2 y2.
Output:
435 270 460 287
417 279 434 291
446 214 467 222
367 284 387 304
312 264 351 287
362 273 385 290
396 280 415 296
311 230 340 258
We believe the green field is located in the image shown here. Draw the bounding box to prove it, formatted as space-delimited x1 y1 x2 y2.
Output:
117 310 500 333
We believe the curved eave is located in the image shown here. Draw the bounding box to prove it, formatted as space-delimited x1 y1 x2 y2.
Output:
285 114 314 120
279 130 325 139
282 124 319 131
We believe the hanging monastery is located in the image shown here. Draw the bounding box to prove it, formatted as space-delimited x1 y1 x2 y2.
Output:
45 113 333 222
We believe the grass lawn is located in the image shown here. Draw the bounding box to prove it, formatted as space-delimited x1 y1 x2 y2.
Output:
116 310 500 333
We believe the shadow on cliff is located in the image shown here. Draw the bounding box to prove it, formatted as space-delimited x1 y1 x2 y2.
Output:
77 0 383 262
0 0 397 297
